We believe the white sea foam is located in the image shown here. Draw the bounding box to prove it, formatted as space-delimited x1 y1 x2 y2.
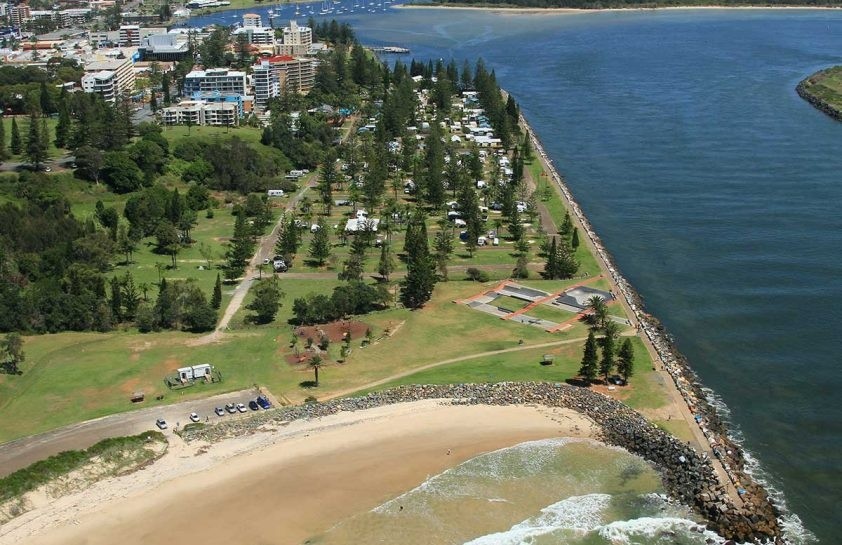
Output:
462 493 612 545
598 516 725 544
372 438 581 513
702 387 817 544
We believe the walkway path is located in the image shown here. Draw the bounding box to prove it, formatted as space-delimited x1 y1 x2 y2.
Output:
322 336 590 402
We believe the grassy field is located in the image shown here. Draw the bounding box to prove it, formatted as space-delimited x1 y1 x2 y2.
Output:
799 65 842 115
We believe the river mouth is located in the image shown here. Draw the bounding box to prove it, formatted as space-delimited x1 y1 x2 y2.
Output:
311 438 723 545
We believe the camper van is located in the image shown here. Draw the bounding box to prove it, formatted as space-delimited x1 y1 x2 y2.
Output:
267 189 285 197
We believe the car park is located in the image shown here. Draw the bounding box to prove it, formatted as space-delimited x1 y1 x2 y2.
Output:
225 403 237 413
156 418 167 429
214 407 225 416
236 402 247 413
248 400 260 411
189 412 200 423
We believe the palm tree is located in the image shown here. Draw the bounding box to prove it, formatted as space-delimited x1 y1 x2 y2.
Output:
308 355 323 386
586 295 608 330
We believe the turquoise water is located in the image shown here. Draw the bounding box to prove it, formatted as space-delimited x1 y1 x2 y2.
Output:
191 7 842 541
311 439 721 545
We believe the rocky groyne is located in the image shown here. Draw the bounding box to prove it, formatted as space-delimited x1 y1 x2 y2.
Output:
183 382 780 542
796 69 842 122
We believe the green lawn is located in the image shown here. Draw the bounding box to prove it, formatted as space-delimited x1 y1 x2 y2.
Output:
489 294 530 313
160 124 265 145
522 303 578 324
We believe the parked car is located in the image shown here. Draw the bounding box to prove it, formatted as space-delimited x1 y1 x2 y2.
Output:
236 402 247 413
156 418 167 429
248 400 259 411
256 395 272 410
189 412 200 423
225 403 237 414
214 407 225 416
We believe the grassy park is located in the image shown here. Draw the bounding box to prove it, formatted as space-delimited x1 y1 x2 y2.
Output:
0 92 684 448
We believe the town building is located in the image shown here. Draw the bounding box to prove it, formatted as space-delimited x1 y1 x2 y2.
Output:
82 56 136 102
242 13 261 27
161 100 240 127
139 33 190 61
119 25 141 47
10 4 31 27
183 68 247 96
251 55 315 106
59 8 92 27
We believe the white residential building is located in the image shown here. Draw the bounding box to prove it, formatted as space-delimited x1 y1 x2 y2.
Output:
82 57 136 102
233 25 274 45
161 100 239 127
242 13 261 27
251 55 315 106
183 68 247 96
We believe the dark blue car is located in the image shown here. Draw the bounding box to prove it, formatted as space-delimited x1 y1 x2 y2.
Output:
256 395 272 410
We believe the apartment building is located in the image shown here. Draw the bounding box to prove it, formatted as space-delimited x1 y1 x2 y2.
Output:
119 25 141 47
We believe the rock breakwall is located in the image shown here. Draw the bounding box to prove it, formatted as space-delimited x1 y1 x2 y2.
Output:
184 382 780 543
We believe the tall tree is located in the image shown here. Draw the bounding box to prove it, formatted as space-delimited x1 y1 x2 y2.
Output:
110 276 123 322
0 116 6 160
617 337 635 384
25 114 47 168
10 118 21 155
571 227 580 250
401 218 436 308
377 242 395 281
600 321 619 383
433 218 454 280
55 102 71 148
211 273 222 309
246 278 284 324
0 333 25 375
578 330 598 383
308 218 330 266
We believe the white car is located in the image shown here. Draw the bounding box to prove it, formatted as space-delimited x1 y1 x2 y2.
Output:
189 412 200 423
236 403 247 413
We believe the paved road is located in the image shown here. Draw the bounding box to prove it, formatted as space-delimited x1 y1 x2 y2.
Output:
0 388 267 478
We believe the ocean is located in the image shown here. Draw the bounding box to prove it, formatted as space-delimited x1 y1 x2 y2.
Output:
313 439 723 545
189 6 842 542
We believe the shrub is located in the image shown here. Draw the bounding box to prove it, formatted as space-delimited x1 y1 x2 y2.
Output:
466 267 490 282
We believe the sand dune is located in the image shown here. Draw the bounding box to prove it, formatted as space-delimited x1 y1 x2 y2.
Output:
3 401 597 545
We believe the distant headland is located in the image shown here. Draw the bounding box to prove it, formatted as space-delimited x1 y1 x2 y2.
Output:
797 66 842 122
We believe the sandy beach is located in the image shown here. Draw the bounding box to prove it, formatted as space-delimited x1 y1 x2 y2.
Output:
2 400 597 545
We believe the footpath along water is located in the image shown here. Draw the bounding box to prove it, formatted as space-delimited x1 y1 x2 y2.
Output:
188 7 842 542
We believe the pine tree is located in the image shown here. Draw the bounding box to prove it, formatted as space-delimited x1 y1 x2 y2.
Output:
578 330 599 382
401 219 436 308
55 103 71 148
559 211 573 238
39 118 49 160
308 218 330 266
211 273 222 309
223 211 255 281
317 152 337 214
543 237 558 279
378 242 395 281
10 118 22 155
275 215 300 258
571 227 580 250
0 116 6 161
25 114 46 168
600 321 619 383
617 338 635 384
110 276 123 322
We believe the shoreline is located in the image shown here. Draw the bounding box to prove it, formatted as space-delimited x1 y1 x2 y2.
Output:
2 400 596 545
